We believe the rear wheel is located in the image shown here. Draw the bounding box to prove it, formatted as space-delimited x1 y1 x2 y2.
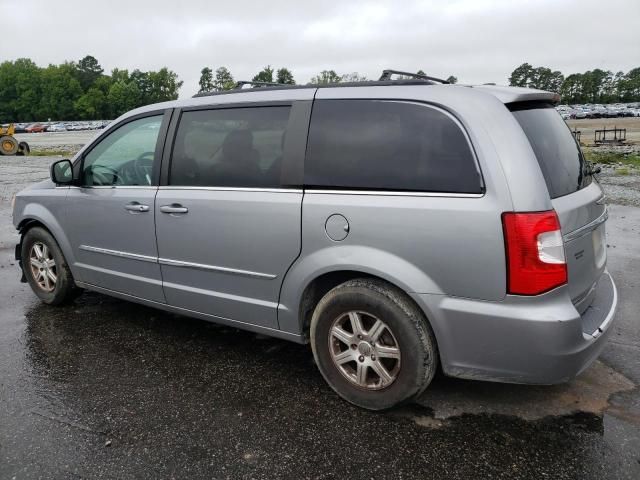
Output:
21 227 82 305
0 135 19 155
310 278 438 410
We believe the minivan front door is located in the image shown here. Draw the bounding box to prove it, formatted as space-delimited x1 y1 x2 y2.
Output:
155 101 311 328
65 112 169 303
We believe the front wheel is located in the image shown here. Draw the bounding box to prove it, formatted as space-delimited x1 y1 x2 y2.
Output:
21 227 82 305
310 278 438 410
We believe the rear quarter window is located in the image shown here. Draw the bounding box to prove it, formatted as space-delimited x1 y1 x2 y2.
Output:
305 100 483 193
510 103 591 199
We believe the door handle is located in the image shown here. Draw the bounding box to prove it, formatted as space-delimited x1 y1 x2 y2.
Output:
125 202 150 213
160 204 189 214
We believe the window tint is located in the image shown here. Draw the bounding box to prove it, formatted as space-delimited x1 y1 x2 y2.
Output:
83 115 162 186
170 106 291 187
305 100 482 193
511 104 591 198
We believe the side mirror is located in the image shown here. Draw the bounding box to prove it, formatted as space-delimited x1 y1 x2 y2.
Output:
50 159 74 185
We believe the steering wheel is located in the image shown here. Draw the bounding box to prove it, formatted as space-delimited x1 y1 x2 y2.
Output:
133 151 154 185
88 164 122 185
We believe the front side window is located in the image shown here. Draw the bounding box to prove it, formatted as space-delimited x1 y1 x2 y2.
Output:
82 115 163 186
305 100 482 193
169 106 291 187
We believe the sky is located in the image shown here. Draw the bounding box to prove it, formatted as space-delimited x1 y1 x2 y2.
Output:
1 0 639 97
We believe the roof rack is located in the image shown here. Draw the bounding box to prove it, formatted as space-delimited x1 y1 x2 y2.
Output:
234 80 286 89
192 80 292 98
378 69 450 84
192 71 451 98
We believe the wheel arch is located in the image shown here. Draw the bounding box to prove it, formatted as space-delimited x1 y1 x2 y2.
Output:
278 246 444 349
16 207 78 280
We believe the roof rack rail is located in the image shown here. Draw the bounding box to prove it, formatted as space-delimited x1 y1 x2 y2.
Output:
192 80 293 98
234 80 285 89
378 69 450 84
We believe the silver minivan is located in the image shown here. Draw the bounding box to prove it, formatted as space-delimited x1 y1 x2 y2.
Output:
12 72 617 410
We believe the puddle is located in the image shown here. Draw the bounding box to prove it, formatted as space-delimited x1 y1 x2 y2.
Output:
415 360 635 421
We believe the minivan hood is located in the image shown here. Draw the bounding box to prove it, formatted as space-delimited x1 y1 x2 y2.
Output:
18 178 56 194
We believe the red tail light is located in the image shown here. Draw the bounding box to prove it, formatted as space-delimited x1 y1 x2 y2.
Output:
502 210 567 295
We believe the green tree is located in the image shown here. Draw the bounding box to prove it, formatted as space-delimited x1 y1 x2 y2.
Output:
150 67 182 102
75 88 106 119
0 58 43 122
198 67 214 92
39 63 83 120
128 69 156 105
214 66 235 91
560 73 583 103
509 63 534 87
618 68 640 101
276 67 295 84
75 55 104 91
252 65 275 83
110 68 130 84
446 75 458 84
310 70 342 85
340 72 368 82
529 67 563 92
107 80 141 118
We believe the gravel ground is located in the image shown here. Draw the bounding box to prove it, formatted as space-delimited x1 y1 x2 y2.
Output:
595 165 640 207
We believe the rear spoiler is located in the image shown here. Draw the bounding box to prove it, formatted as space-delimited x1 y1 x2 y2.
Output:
470 85 560 105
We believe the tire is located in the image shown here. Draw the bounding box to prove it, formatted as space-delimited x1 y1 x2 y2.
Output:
0 135 19 155
21 227 82 305
17 141 30 156
310 278 438 410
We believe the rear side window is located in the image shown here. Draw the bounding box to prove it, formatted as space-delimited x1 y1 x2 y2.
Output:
511 104 591 198
305 100 482 193
170 106 291 187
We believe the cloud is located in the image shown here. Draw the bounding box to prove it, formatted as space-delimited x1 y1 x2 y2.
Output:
1 0 638 97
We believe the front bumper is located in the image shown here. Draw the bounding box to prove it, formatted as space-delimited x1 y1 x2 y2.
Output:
411 271 617 384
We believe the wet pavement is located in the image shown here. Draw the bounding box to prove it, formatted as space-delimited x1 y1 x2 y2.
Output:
0 158 639 479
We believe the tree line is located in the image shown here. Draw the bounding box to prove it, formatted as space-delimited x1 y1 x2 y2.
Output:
4 56 639 123
0 56 183 123
509 63 640 104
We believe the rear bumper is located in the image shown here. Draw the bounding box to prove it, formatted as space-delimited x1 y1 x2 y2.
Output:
411 271 617 384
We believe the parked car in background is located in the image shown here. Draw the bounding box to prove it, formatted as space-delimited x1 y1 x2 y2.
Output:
47 123 67 132
25 123 47 133
605 107 620 118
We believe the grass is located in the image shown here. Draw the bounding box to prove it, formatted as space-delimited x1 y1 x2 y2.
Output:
29 149 76 157
582 149 640 168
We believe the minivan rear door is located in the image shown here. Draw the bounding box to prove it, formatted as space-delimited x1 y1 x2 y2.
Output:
511 104 606 310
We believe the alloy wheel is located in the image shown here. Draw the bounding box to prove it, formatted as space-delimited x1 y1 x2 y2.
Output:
29 242 57 292
328 311 401 390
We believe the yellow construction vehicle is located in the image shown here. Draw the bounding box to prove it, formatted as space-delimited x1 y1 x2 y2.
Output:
0 124 30 156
